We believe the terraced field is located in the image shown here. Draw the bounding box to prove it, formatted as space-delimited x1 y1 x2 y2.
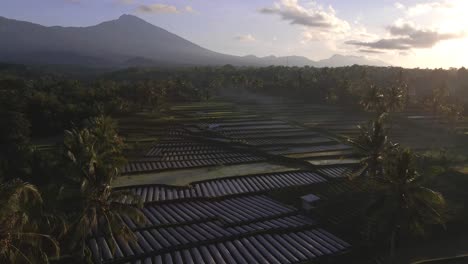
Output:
123 137 267 174
107 97 467 264
121 171 326 202
91 101 379 264
89 196 350 263
223 98 468 151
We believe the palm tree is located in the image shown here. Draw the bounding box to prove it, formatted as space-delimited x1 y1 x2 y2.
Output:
367 148 446 263
336 78 354 106
424 83 449 116
62 117 146 259
396 70 409 108
0 179 59 264
348 113 396 178
440 103 464 131
384 82 405 113
360 84 385 113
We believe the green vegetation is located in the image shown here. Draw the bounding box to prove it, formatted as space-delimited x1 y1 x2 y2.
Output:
367 147 447 263
0 179 59 263
0 116 148 263
0 64 222 263
60 116 146 259
348 113 395 178
0 63 467 263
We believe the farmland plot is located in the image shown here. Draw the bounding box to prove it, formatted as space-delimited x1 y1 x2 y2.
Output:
105 101 362 264
88 194 351 264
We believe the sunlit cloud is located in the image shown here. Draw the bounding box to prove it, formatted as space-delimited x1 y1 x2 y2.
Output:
394 0 468 32
257 0 389 58
185 6 196 13
136 3 198 15
346 0 467 56
259 0 350 39
137 4 180 14
359 49 386 54
398 1 454 17
394 2 405 10
115 0 135 5
347 22 464 50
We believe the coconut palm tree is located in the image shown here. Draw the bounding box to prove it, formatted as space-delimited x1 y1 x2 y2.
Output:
62 117 146 259
396 70 409 108
348 113 397 178
360 72 406 114
424 83 449 116
0 179 59 264
440 103 464 131
384 83 405 113
367 148 446 263
360 83 385 113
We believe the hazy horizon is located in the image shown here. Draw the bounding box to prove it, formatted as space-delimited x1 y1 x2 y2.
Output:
1 0 468 69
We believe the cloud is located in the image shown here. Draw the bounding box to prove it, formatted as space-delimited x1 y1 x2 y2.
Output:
346 22 464 50
235 34 256 42
185 6 196 13
115 0 135 5
259 1 378 56
258 0 386 56
137 4 180 14
359 49 386 54
136 3 197 14
64 0 80 4
401 1 453 17
399 51 411 56
259 0 350 36
394 2 405 10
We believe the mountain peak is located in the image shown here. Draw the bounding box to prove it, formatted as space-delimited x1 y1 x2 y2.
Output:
119 14 138 19
0 15 390 67
116 14 147 24
330 54 350 59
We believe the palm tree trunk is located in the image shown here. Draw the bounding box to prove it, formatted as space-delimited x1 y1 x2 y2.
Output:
389 226 398 264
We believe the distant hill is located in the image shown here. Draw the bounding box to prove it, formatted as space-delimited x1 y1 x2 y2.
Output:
0 15 389 68
316 54 388 67
241 54 389 67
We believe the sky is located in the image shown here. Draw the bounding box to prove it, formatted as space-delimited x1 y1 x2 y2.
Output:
1 0 468 68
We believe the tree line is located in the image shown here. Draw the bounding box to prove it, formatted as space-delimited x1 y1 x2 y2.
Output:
104 64 467 120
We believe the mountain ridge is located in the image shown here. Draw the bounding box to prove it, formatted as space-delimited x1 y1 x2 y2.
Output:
0 15 390 68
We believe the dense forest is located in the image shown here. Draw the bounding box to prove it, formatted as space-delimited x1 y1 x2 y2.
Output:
1 62 467 263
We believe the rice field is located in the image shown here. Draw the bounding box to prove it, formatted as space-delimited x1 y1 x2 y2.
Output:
90 100 370 263
89 193 351 264
103 97 468 264
103 95 466 263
